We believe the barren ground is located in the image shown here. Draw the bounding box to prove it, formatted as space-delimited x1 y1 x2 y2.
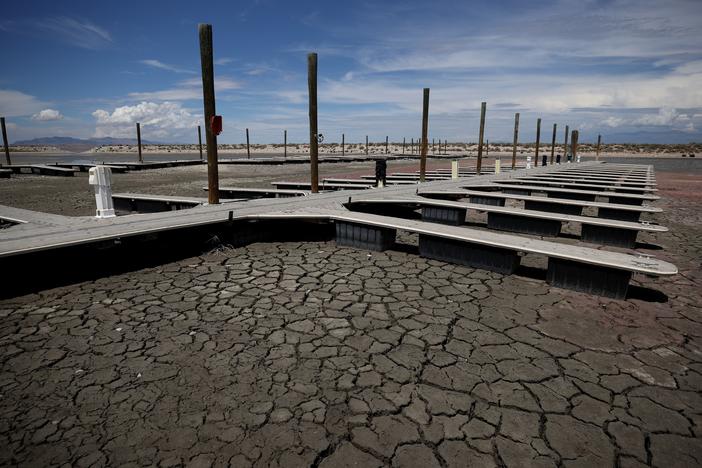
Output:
0 159 701 467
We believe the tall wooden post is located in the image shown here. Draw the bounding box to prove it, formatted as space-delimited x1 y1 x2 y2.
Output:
199 23 219 204
550 123 557 165
284 129 287 159
411 138 414 154
596 134 602 161
444 139 447 155
136 122 143 163
341 133 345 156
308 52 319 193
563 125 570 161
197 125 203 160
365 135 369 155
1 117 11 165
420 88 430 182
485 139 489 157
476 102 486 174
571 130 579 162
432 138 435 154
511 112 519 169
246 128 251 159
402 137 405 154
385 135 389 154
535 118 541 165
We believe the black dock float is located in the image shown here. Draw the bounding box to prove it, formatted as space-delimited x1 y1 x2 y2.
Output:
468 195 505 206
335 221 396 251
547 258 631 299
523 200 582 215
547 192 595 201
503 188 531 196
421 206 466 226
418 235 520 274
487 212 562 237
597 207 641 222
581 224 638 248
609 196 643 206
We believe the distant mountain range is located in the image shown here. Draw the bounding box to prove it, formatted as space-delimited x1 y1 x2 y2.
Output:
12 136 161 152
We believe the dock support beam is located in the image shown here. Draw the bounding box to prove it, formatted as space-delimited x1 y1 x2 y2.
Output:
1 117 10 165
420 88 430 182
511 113 519 170
476 102 486 174
308 52 319 193
419 235 520 275
136 122 143 163
198 23 219 204
547 258 631 299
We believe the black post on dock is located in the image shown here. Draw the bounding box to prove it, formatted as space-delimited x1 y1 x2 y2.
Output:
420 87 430 182
535 118 541 167
571 130 579 162
197 125 203 160
511 112 519 169
284 129 287 159
342 133 345 156
563 125 570 161
485 139 489 157
136 122 143 163
411 138 414 154
432 138 435 154
199 23 219 204
365 135 369 155
596 134 602 161
1 117 11 165
246 128 251 159
444 139 447 155
308 52 319 193
476 101 486 174
550 123 557 165
402 137 405 154
385 135 389 154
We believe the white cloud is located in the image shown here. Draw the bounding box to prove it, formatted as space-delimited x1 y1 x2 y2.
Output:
31 109 64 121
36 17 111 50
140 59 195 74
215 57 234 65
128 77 240 101
0 90 47 117
92 101 199 139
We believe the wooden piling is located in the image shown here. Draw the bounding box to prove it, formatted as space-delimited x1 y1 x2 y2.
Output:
571 130 579 161
411 138 414 154
199 24 219 204
284 129 287 159
563 125 570 161
197 125 203 160
308 52 319 193
596 134 602 161
550 123 557 165
136 122 143 163
365 135 369 155
476 102 486 174
486 139 489 157
246 128 251 159
385 135 389 154
342 133 345 156
420 88 430 182
402 137 405 154
432 138 435 154
511 112 519 169
1 117 11 165
534 118 541 165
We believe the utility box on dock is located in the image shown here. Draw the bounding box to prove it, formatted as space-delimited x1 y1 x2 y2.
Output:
89 166 116 218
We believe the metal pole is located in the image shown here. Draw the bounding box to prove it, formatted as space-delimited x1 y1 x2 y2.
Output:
246 128 250 159
308 52 319 193
476 102 486 174
534 119 541 167
420 88 430 182
199 23 219 204
136 122 143 163
550 123 557 165
511 112 519 169
197 125 203 160
1 117 11 165
596 134 602 161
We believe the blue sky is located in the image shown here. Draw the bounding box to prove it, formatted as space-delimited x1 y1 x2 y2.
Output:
1 0 701 144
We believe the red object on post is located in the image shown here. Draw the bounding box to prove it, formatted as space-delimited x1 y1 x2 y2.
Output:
210 115 222 136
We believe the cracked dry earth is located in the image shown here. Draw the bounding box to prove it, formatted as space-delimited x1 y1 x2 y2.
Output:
1 192 702 468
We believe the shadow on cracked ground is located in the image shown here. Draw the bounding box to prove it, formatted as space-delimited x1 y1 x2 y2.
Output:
0 170 701 467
